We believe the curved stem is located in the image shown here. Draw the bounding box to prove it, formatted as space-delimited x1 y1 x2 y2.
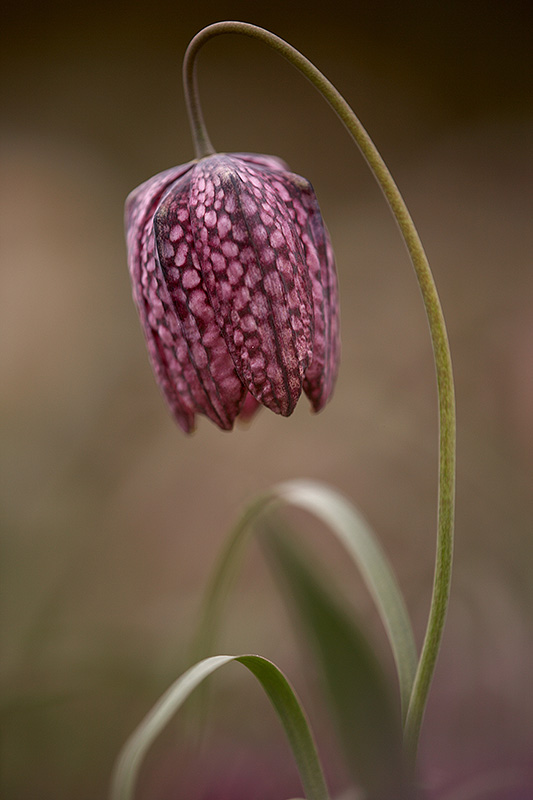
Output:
183 33 216 158
183 21 456 763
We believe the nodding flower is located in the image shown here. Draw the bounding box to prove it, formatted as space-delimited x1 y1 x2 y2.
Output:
125 152 340 433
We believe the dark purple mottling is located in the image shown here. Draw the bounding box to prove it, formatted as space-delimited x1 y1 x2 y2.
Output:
125 153 340 432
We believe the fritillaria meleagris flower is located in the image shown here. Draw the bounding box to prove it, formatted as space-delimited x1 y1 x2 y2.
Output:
125 152 340 433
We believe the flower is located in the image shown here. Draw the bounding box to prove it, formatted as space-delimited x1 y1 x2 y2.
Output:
125 152 340 433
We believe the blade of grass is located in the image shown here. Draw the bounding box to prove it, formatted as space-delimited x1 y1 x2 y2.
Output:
191 480 417 723
263 521 410 799
110 654 329 800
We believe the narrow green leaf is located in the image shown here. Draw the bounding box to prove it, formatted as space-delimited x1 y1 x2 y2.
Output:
192 480 417 722
263 524 409 799
110 654 329 800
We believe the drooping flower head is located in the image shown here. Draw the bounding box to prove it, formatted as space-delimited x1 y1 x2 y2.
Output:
125 152 340 432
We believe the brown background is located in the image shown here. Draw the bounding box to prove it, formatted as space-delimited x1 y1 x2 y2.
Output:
2 0 533 798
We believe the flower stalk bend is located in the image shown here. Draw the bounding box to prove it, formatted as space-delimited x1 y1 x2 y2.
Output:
184 21 456 762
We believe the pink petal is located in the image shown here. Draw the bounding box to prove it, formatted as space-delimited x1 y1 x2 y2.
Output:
270 170 340 410
237 392 262 422
153 172 247 430
188 155 314 417
125 163 198 432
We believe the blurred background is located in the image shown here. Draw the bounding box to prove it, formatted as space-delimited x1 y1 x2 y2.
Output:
1 0 532 797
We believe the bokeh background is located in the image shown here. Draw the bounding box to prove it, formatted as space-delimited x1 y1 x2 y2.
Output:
2 0 533 798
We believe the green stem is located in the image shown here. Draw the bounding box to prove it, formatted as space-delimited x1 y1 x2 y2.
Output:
183 21 456 764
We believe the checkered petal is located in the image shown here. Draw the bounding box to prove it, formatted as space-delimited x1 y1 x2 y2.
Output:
186 155 315 416
272 170 340 410
125 152 340 432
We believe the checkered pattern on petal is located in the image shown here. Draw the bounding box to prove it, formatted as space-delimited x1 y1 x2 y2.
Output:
153 174 247 430
188 155 315 416
272 170 340 410
125 152 340 432
125 162 199 432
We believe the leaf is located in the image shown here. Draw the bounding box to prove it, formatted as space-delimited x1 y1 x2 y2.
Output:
192 480 417 722
262 522 410 799
109 654 329 800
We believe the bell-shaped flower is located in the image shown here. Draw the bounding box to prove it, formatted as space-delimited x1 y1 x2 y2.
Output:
125 152 340 433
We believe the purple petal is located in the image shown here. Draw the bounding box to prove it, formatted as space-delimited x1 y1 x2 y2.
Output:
237 392 261 422
153 173 247 431
234 152 290 173
188 155 314 416
265 169 340 410
125 163 198 432
125 162 195 248
138 218 199 432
